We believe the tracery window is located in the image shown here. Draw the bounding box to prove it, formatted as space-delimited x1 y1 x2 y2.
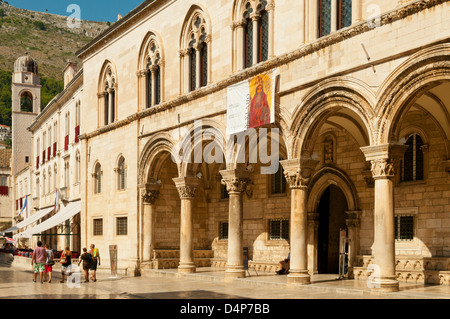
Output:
94 163 102 194
98 63 117 126
141 36 163 109
243 0 269 68
232 0 273 71
117 156 126 190
180 8 210 94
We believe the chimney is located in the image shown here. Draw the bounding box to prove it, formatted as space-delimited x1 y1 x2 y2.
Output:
63 61 78 88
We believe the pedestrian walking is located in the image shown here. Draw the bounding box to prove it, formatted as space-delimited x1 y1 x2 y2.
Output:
60 246 72 283
44 244 54 283
89 244 100 282
78 248 92 283
31 241 46 284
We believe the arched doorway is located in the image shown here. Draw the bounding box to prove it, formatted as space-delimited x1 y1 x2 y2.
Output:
317 184 348 274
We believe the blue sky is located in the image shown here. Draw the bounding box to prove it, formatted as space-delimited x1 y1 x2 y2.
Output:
6 0 146 22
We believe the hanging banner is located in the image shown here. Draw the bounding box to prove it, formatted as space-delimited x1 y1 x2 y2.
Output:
226 69 276 136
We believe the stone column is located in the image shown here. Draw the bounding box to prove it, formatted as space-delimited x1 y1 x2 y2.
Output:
159 59 165 103
107 88 114 124
299 0 306 44
331 0 338 33
345 211 361 279
142 182 161 262
235 20 245 71
352 0 363 24
307 212 319 275
173 176 199 273
195 44 201 89
220 168 250 278
149 65 158 107
281 158 319 284
267 1 275 58
251 13 260 65
360 144 407 292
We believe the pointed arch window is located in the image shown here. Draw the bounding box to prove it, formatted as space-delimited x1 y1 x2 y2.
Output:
75 151 81 184
99 65 117 126
180 9 210 94
139 35 164 109
402 133 424 182
117 157 126 190
243 1 269 68
94 163 102 194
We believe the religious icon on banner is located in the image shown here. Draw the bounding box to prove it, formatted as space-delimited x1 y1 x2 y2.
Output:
226 69 276 136
248 74 272 128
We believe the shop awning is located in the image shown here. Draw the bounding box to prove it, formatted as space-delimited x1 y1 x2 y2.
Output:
0 206 54 236
15 201 81 239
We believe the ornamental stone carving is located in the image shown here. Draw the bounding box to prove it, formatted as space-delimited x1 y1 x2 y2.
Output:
280 158 319 190
221 177 249 193
142 189 160 205
219 169 251 194
370 158 396 179
283 169 310 190
172 176 199 199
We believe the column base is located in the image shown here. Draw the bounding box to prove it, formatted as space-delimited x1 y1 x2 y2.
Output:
287 270 311 285
178 262 196 273
225 265 246 278
369 277 399 292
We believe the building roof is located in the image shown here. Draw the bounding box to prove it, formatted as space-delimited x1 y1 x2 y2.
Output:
0 149 12 168
76 0 156 59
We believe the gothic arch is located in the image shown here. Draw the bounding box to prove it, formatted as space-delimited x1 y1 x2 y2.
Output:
179 4 212 93
307 167 358 213
139 132 177 185
137 31 165 109
177 118 228 177
375 44 450 157
138 31 165 71
290 77 375 159
98 60 118 93
98 60 118 126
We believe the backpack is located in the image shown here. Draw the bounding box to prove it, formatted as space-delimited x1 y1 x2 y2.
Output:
93 248 99 258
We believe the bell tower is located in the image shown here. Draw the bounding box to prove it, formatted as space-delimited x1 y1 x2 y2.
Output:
11 53 41 176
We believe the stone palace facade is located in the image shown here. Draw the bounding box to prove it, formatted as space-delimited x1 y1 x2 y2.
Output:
7 0 450 293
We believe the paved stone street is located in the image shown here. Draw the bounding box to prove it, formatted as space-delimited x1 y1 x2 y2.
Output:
1 265 450 300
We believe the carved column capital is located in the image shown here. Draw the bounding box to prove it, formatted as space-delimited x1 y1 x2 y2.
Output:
250 13 260 21
178 49 190 58
360 143 408 179
370 158 396 179
231 19 246 30
280 158 319 190
141 182 161 204
142 189 160 205
173 176 199 199
345 211 361 228
266 1 275 12
219 169 250 194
